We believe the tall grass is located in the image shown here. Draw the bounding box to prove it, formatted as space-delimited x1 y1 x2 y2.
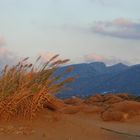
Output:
0 55 74 121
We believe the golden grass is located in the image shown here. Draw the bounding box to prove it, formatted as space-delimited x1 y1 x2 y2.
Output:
0 55 74 121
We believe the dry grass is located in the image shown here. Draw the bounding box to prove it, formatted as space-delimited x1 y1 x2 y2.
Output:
0 55 74 121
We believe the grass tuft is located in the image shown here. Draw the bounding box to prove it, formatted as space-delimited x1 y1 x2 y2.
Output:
0 55 74 121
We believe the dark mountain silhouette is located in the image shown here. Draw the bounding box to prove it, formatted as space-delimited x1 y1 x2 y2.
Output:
56 62 140 98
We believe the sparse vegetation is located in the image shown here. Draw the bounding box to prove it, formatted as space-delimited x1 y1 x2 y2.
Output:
0 55 74 121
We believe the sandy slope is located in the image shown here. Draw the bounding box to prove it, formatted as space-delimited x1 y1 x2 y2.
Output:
0 110 140 140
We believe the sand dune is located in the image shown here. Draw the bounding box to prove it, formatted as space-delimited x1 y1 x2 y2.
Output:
0 94 140 140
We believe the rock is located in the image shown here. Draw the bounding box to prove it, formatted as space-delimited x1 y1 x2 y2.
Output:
117 93 130 100
110 101 140 116
101 110 129 121
7 125 14 131
18 127 25 131
60 105 82 114
64 97 83 105
101 100 140 121
6 125 15 134
104 94 123 104
81 105 103 114
44 95 66 111
0 127 4 132
15 130 24 135
84 95 103 105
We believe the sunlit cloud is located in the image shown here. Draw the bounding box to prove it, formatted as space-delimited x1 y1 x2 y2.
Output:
84 53 104 62
84 53 130 65
39 52 58 62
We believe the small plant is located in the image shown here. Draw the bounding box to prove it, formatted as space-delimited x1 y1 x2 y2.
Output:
0 55 74 121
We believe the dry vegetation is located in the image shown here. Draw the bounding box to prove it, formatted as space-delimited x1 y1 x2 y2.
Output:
0 56 140 140
0 55 74 121
0 54 140 123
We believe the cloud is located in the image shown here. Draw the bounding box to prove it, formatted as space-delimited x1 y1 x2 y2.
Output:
84 53 130 65
39 52 59 62
91 18 140 40
0 36 6 47
0 47 17 68
0 36 17 68
84 53 104 62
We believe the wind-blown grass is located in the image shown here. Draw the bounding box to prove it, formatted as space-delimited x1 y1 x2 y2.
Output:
0 55 74 121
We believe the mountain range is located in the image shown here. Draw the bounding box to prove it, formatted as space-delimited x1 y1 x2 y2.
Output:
56 62 140 98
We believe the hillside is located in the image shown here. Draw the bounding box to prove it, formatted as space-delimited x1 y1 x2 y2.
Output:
56 62 140 98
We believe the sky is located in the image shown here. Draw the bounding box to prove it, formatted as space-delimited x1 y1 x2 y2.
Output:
0 0 140 66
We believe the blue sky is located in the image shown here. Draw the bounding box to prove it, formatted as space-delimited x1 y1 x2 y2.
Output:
0 0 140 65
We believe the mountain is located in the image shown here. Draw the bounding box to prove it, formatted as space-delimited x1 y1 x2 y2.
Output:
94 64 140 94
56 62 140 98
107 63 128 73
89 62 106 73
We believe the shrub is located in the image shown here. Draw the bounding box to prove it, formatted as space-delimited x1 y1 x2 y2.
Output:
0 55 74 121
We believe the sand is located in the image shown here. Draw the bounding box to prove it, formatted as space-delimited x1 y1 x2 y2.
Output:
0 110 140 140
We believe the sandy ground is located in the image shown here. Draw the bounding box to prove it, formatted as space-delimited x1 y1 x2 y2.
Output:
0 110 140 140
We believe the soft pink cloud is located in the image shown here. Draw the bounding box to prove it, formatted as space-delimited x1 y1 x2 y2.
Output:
39 52 59 62
0 36 6 47
84 53 104 62
84 53 130 65
112 18 133 27
0 47 17 68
